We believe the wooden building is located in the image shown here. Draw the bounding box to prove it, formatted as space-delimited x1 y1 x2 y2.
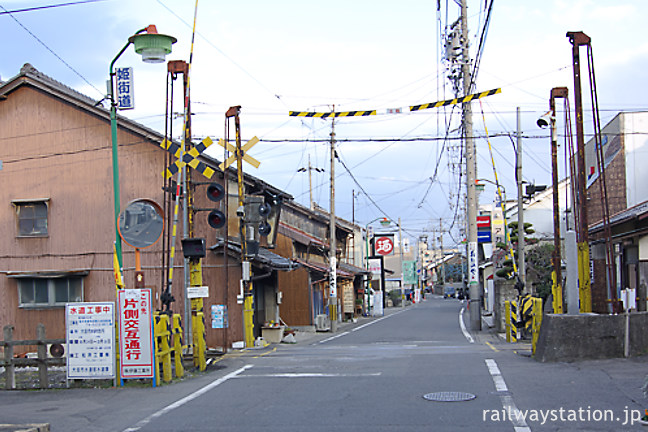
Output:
0 63 296 350
0 63 368 352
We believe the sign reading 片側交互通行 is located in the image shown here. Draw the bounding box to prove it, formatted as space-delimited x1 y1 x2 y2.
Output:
118 288 154 379
66 302 115 380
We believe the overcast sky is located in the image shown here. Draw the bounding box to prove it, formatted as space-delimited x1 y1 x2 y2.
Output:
2 0 647 247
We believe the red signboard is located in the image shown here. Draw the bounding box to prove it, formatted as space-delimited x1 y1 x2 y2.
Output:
374 236 394 256
118 289 154 379
476 215 491 228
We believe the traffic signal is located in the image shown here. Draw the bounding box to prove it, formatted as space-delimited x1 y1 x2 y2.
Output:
524 184 547 200
206 183 226 229
244 195 270 238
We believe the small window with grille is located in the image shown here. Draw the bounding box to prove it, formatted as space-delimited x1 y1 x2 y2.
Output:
13 199 49 237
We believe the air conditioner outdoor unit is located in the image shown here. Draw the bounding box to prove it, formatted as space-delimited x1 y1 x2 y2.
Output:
315 314 330 332
47 343 66 358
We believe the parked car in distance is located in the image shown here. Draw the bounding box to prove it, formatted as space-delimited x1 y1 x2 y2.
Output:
443 285 456 298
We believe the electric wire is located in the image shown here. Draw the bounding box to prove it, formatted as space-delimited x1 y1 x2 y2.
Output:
0 3 104 97
0 0 106 15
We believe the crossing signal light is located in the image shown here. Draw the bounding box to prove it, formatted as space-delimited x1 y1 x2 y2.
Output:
205 182 226 229
208 210 226 229
207 183 225 202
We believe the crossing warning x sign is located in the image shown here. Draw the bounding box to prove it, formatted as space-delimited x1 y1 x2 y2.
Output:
216 136 261 171
159 137 216 179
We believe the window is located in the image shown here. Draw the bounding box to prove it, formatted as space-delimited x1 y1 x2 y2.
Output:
14 200 48 236
18 277 83 307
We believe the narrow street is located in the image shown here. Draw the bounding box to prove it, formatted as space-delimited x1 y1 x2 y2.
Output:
1 296 646 431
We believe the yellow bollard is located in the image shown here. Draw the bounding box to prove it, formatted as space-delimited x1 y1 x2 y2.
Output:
505 301 511 343
192 310 206 371
172 314 184 378
531 297 543 355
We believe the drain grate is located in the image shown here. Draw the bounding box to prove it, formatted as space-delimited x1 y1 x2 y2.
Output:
423 391 476 402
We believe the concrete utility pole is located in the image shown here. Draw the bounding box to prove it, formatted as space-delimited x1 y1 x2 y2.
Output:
461 0 480 330
439 218 446 285
399 218 405 308
516 107 526 292
329 115 338 332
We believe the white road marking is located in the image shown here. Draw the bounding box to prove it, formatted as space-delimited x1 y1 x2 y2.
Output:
236 372 382 378
316 309 408 345
122 365 253 432
485 359 532 432
459 307 475 343
318 331 349 344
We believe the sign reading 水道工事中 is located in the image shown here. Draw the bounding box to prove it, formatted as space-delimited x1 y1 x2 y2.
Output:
66 302 115 380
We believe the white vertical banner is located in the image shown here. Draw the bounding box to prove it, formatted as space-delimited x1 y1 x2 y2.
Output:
118 288 154 379
469 241 479 284
329 256 337 298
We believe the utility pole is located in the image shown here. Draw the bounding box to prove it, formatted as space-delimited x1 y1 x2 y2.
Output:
398 217 405 308
461 0 480 330
439 218 446 285
516 107 526 292
298 155 324 210
329 114 338 332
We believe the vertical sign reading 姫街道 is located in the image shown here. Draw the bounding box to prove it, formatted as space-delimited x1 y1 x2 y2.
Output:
115 67 134 110
118 288 154 380
66 302 115 380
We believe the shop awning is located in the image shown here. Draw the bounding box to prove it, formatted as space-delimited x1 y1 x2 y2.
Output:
210 239 300 272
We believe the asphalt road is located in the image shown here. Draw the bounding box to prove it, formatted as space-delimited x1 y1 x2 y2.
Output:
2 296 647 431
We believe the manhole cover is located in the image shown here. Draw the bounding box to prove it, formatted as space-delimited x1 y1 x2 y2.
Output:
423 391 476 402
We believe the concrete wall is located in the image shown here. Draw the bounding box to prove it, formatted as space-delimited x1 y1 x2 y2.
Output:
493 279 518 333
534 312 648 362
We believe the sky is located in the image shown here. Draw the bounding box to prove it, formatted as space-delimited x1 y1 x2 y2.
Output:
2 0 648 248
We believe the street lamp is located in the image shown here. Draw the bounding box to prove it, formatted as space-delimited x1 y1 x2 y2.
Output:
364 217 390 315
109 25 176 274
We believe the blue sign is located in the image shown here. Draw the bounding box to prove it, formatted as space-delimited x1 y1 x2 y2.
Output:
115 67 134 110
477 229 491 243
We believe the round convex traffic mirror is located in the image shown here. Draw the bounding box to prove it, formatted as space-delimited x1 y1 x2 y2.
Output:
118 199 164 249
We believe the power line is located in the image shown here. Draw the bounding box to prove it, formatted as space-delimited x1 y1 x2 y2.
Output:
0 0 106 15
1 3 104 97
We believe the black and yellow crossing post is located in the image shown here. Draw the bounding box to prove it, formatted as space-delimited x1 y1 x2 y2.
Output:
189 253 206 371
225 106 258 348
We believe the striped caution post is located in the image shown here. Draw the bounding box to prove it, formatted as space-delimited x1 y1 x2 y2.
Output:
520 294 534 338
509 300 518 342
505 301 517 343
409 88 501 112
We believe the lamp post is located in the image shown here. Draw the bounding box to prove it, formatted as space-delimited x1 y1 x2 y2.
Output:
364 217 390 315
109 25 176 272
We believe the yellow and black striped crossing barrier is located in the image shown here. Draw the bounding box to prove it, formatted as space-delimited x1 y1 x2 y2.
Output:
289 89 500 119
410 88 501 112
289 110 376 118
